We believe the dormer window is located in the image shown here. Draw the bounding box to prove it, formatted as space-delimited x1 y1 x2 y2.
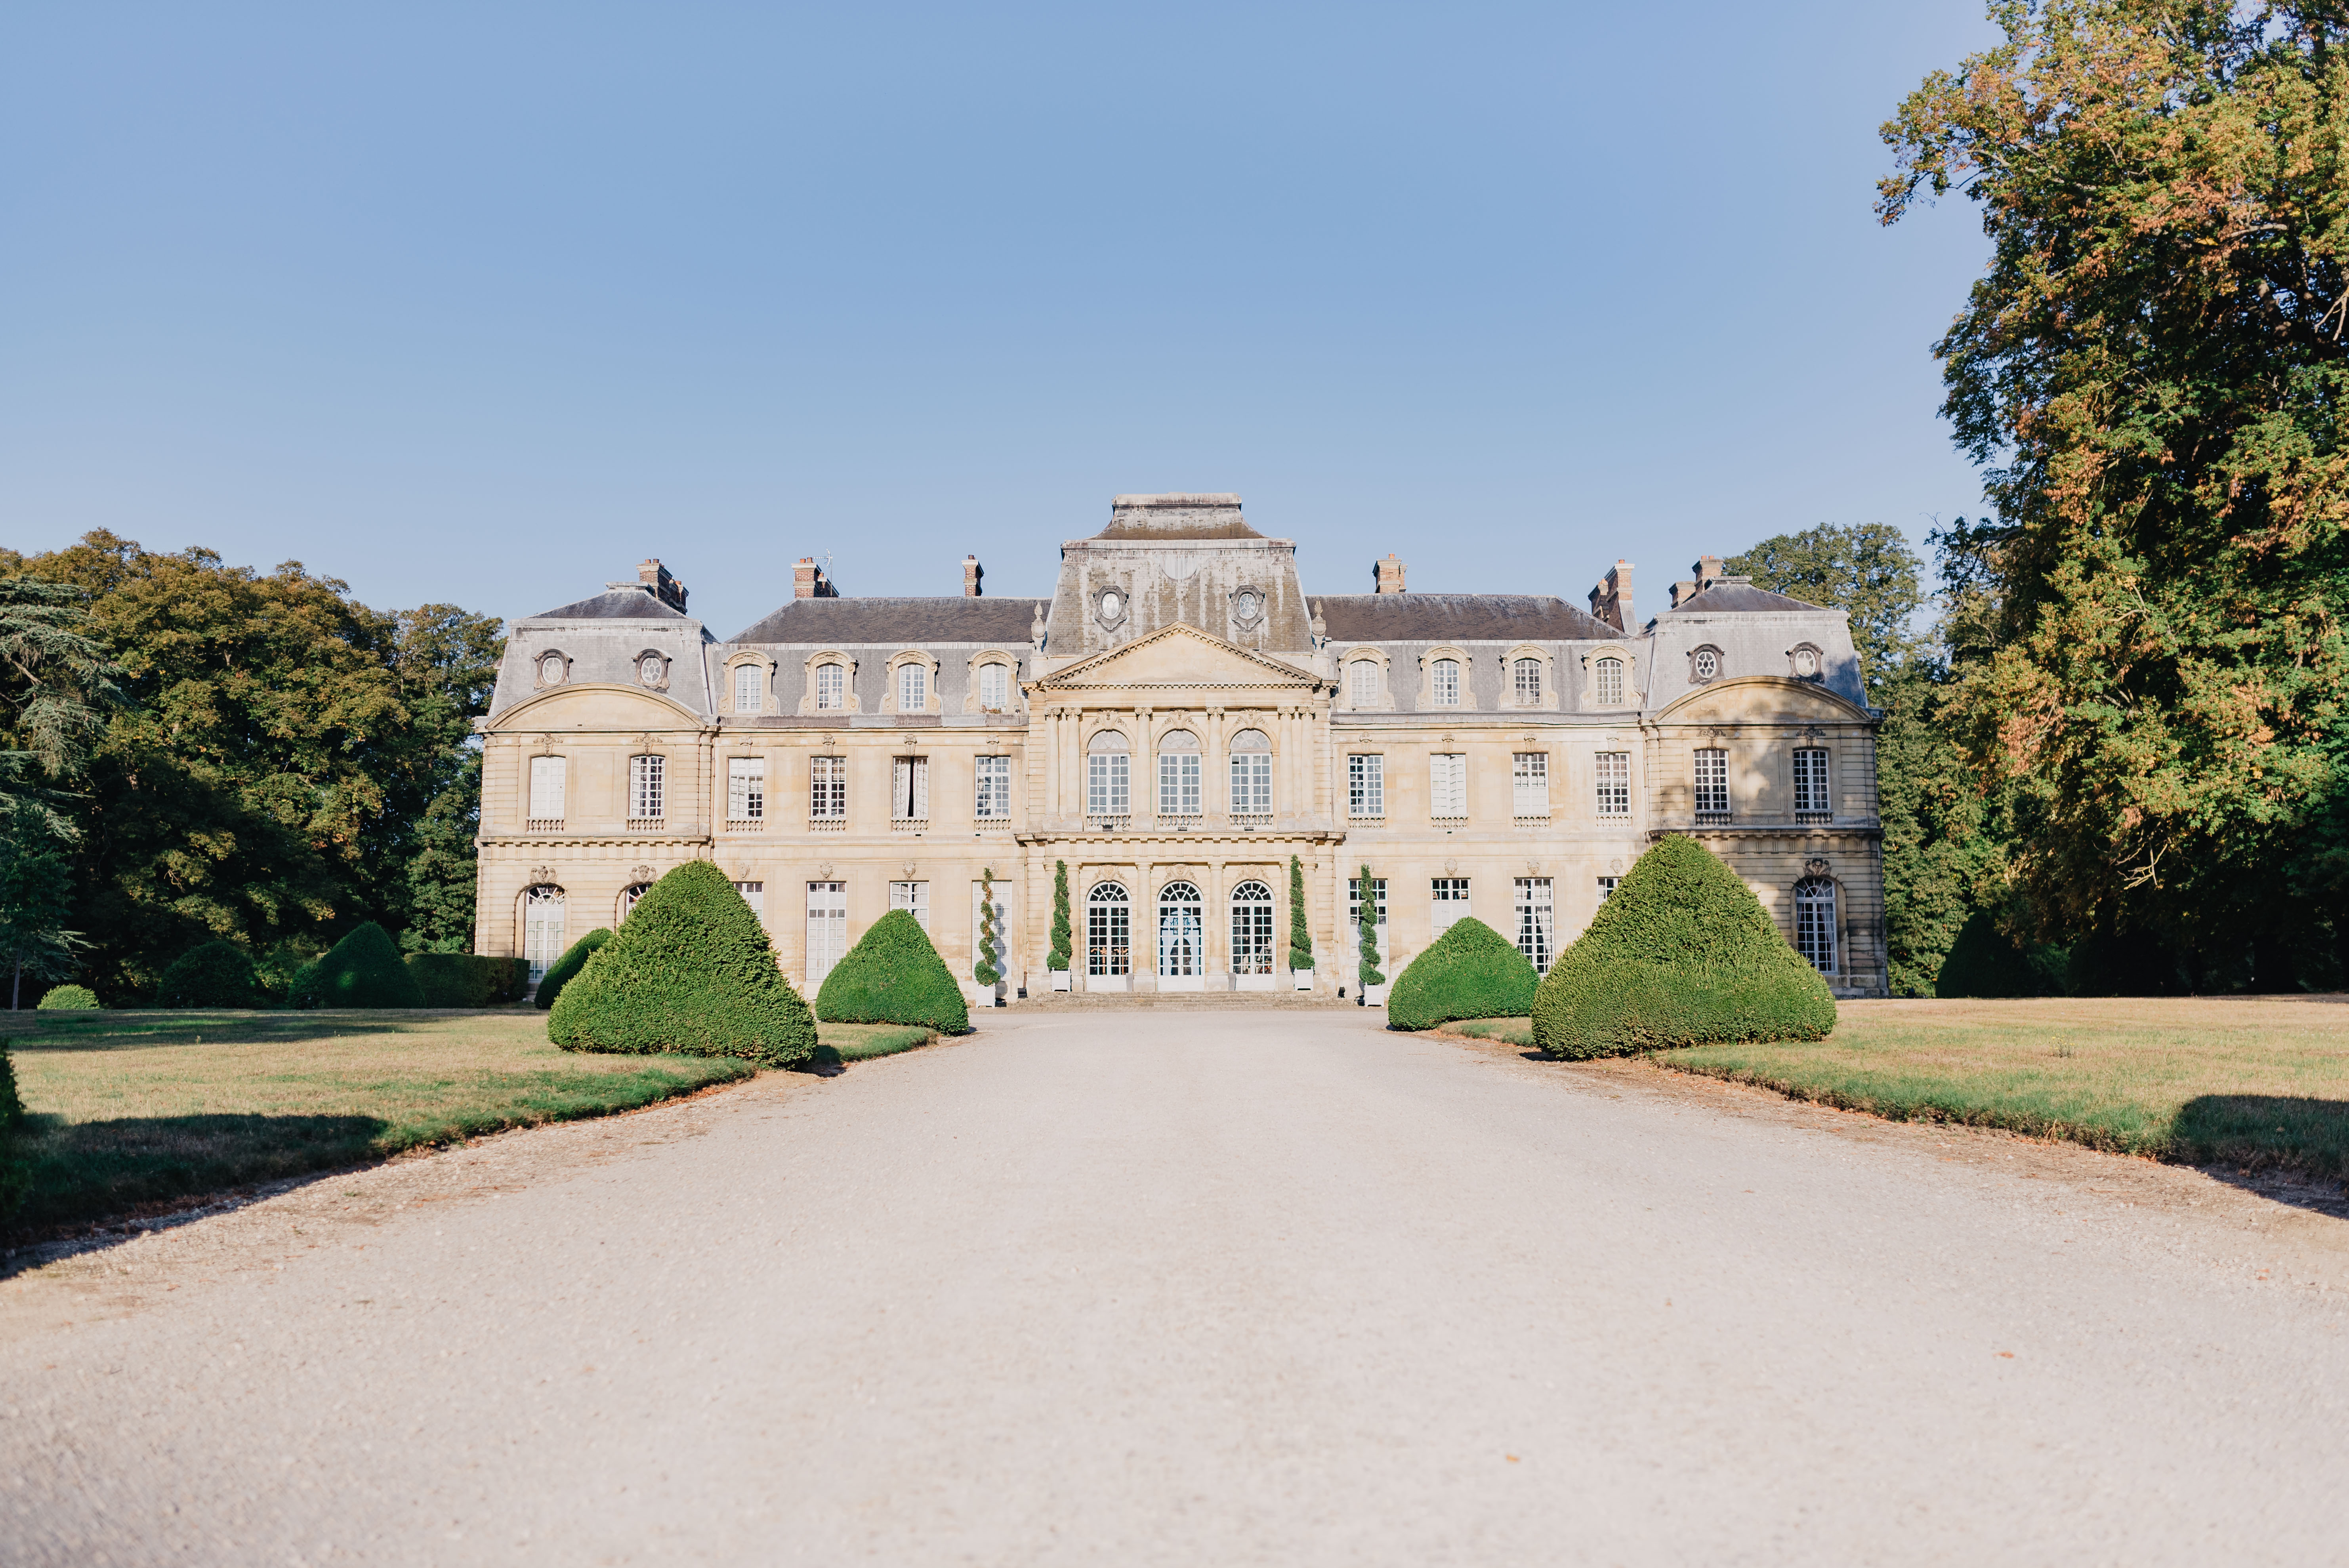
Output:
816 662 845 710
539 652 566 686
1595 656 1624 706
1431 658 1460 706
1789 643 1825 681
899 664 927 712
1689 646 1723 683
639 653 665 687
978 663 1010 711
735 664 761 712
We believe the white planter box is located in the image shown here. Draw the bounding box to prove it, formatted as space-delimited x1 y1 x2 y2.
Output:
1362 982 1389 1007
1050 969 1072 992
1235 973 1277 992
1292 965 1316 992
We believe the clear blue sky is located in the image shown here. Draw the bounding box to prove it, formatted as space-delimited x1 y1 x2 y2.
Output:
1 2 2000 640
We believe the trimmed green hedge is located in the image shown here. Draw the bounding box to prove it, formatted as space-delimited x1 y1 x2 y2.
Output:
0 1044 25 1222
1387 916 1537 1031
815 909 971 1034
35 984 98 1011
156 941 261 1009
533 930 612 1009
1532 835 1835 1059
407 953 530 1008
548 861 815 1068
292 923 426 1009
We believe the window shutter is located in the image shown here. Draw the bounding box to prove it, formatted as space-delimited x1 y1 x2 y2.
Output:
914 756 929 819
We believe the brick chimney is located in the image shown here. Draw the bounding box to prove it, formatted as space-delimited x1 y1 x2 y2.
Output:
1670 554 1728 609
794 556 839 599
1588 560 1633 631
1373 553 1406 594
637 559 688 612
963 555 984 597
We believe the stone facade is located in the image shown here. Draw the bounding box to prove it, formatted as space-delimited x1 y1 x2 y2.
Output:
474 496 1888 1000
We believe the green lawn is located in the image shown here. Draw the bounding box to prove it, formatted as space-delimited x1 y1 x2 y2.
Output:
813 1022 939 1063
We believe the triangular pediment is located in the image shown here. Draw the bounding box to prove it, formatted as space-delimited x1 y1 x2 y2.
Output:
1036 622 1319 692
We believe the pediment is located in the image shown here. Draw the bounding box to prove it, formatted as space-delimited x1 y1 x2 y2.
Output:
1654 675 1873 725
1036 622 1318 692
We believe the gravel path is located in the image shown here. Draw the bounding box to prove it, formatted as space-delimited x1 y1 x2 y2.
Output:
6 1007 2349 1565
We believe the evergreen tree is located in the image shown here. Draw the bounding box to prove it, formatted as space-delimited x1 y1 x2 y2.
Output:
1048 859 1072 971
1356 864 1383 988
974 867 1002 988
1287 855 1314 970
0 801 82 1009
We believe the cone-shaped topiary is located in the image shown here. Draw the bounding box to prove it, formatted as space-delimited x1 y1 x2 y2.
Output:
35 983 98 1010
547 861 815 1066
292 923 426 1009
1531 835 1834 1058
156 940 260 1009
815 909 971 1034
1287 855 1315 969
1387 916 1538 1031
1048 859 1073 972
534 929 612 1009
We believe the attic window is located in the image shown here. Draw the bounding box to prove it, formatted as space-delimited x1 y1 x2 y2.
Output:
639 653 665 687
538 652 566 686
1790 643 1824 680
1689 646 1723 683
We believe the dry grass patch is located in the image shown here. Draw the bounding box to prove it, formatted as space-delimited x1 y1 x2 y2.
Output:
1431 1017 1535 1047
814 1022 938 1063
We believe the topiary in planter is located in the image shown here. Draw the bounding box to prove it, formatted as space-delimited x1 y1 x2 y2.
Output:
1048 859 1073 973
548 862 814 1067
292 923 426 1009
532 931 611 1009
815 909 971 1034
156 941 261 1009
1287 855 1315 970
35 984 98 1011
1387 917 1537 1031
1531 835 1835 1059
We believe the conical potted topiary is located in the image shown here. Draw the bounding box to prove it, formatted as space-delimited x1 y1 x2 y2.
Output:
1356 864 1387 1006
1048 859 1073 990
292 923 426 1009
1531 835 1836 1058
1287 855 1315 990
1386 916 1537 1031
815 909 971 1034
548 862 814 1067
973 867 1004 1007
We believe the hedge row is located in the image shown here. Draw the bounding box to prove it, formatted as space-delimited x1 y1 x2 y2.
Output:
534 930 612 1009
1386 917 1536 1031
408 953 530 1008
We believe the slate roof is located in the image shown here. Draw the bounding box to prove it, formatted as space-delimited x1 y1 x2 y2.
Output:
731 597 1051 646
527 587 694 622
1315 594 1623 643
1666 583 1829 614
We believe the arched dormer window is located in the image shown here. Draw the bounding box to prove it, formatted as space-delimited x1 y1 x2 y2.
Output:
884 650 940 715
1341 647 1391 710
1504 646 1555 709
1156 729 1201 818
1580 645 1636 708
802 650 855 714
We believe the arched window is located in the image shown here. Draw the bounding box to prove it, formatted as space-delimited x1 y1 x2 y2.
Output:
977 663 1010 711
523 885 567 984
619 882 652 922
1595 656 1624 706
1157 729 1201 817
1087 881 1131 976
815 662 845 710
1158 881 1203 978
1228 727 1272 816
1512 657 1543 705
1086 729 1130 819
1794 877 1838 976
1430 658 1460 706
1230 879 1274 975
898 663 928 713
1348 661 1380 708
734 663 761 713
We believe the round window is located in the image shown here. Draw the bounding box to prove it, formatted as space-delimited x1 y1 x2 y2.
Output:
1793 648 1818 677
1235 588 1262 620
1693 649 1719 681
639 654 664 686
540 653 564 685
1100 590 1123 620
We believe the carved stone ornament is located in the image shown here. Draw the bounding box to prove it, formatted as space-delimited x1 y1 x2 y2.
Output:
1443 858 1459 875
817 862 835 879
1525 860 1543 875
1609 858 1624 873
1804 857 1832 878
630 864 655 882
529 865 557 883
901 860 917 878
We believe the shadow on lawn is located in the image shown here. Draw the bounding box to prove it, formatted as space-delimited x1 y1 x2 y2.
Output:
10 1011 468 1052
2173 1094 2349 1215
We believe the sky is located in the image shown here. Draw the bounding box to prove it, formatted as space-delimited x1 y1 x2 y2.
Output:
0 2 2004 641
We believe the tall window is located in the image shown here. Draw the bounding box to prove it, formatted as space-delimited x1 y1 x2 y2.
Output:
1086 731 1130 817
1432 877 1470 935
892 756 929 820
1431 658 1460 706
975 755 1011 819
528 755 566 822
1228 728 1272 815
1597 876 1620 903
816 663 845 710
1694 748 1730 817
1431 753 1467 819
1347 877 1388 973
1794 876 1838 975
1514 877 1555 973
1349 661 1380 708
523 885 566 984
1794 748 1831 819
1158 881 1203 977
1157 730 1201 816
810 755 846 819
733 881 765 918
734 664 761 713
1348 753 1385 818
1512 752 1549 817
891 879 930 929
1595 656 1624 706
805 881 846 986
728 757 766 820
1087 881 1131 976
1595 751 1630 817
1513 657 1543 705
1230 879 1275 975
630 754 666 819
978 663 1010 711
620 881 651 920
898 664 928 713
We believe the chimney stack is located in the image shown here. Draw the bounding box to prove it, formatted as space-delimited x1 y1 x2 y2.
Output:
1373 553 1406 594
637 559 689 612
794 557 840 599
963 555 984 597
1670 554 1727 609
1588 560 1633 631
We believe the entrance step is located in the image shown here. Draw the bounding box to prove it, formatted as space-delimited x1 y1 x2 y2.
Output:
1009 990 1359 1012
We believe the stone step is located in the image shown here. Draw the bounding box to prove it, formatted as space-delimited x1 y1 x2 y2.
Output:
1005 990 1361 1011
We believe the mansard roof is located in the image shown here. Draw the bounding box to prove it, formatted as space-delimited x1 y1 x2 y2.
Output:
1665 582 1829 615
527 586 695 622
1092 493 1264 541
731 596 1051 646
1315 593 1622 643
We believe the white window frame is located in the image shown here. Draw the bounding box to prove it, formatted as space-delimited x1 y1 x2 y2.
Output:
975 754 1011 819
728 756 766 821
528 755 567 821
734 664 761 713
1595 751 1630 818
1794 747 1831 818
1595 656 1624 706
1514 877 1555 973
630 754 666 820
1088 751 1130 817
1158 747 1201 817
897 664 928 713
1230 750 1272 815
1229 879 1275 975
977 663 1010 712
892 756 930 821
1694 748 1730 817
732 881 765 918
1511 752 1549 817
1348 661 1380 708
1087 881 1132 976
1795 876 1838 976
815 662 846 711
1512 657 1543 706
810 754 847 819
1430 753 1467 820
1348 753 1385 818
523 885 567 984
805 880 847 986
1431 877 1470 935
890 879 930 929
1430 658 1460 707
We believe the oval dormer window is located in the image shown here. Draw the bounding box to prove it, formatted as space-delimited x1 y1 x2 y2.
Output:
639 654 664 686
1693 649 1719 681
1235 588 1262 620
1792 647 1819 677
540 653 565 685
1101 590 1122 620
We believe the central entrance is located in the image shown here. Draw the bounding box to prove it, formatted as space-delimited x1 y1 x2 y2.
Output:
1158 880 1204 992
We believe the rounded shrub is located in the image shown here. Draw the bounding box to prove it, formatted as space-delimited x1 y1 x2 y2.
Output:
814 909 971 1034
547 861 815 1067
35 984 99 1011
532 931 611 1009
156 940 261 1009
1531 835 1835 1059
291 922 426 1009
1386 916 1537 1031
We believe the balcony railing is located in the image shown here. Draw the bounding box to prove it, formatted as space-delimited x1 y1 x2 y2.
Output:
1348 814 1386 828
891 816 927 833
1156 814 1202 833
726 817 766 832
1089 815 1130 833
1796 811 1834 825
1694 810 1733 826
808 816 847 832
1430 812 1467 826
1512 813 1552 828
626 818 665 832
1230 813 1273 831
525 818 563 832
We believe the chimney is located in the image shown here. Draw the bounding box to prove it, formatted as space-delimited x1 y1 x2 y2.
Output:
1671 554 1725 610
794 556 839 599
1373 553 1406 594
963 555 984 597
1588 560 1634 631
637 559 688 612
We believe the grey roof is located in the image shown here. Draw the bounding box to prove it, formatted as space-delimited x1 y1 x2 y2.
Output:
1093 493 1264 541
731 597 1051 646
1666 583 1830 614
1315 594 1623 643
528 587 693 622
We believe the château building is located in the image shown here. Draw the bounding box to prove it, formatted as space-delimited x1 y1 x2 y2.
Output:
475 494 1887 1000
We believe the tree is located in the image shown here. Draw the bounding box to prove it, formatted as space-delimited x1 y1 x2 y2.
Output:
974 867 1002 989
1287 855 1315 970
1356 865 1384 989
0 574 121 834
1880 3 2349 978
1725 524 1927 703
401 751 482 954
1048 860 1073 972
0 802 82 1009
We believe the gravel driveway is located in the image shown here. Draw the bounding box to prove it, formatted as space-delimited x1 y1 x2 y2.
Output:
5 1007 2348 1565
